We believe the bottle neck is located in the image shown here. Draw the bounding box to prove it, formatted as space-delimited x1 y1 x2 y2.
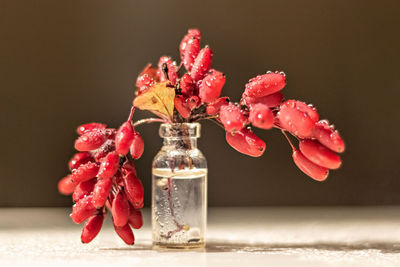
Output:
163 137 198 150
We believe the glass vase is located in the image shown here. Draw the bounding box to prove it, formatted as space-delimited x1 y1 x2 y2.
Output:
152 123 207 248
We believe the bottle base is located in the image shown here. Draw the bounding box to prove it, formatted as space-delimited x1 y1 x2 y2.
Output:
152 241 205 249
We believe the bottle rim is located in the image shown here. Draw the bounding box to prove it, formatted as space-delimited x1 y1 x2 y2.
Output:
159 123 201 138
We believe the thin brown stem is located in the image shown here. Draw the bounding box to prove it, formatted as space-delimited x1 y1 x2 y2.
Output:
281 130 296 151
133 118 166 127
128 106 135 122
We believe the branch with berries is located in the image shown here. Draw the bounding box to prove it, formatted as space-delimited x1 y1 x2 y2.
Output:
58 29 345 245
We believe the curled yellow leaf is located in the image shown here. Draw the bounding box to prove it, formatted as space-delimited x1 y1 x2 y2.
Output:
133 82 175 119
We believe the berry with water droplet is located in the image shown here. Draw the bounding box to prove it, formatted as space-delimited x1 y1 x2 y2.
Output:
71 162 99 183
115 122 135 155
191 47 212 81
92 176 112 208
219 103 247 132
249 103 274 129
77 123 107 135
97 152 120 180
225 128 266 157
75 130 107 151
313 120 345 153
71 195 96 224
244 72 286 98
199 70 225 103
112 191 130 227
130 132 144 160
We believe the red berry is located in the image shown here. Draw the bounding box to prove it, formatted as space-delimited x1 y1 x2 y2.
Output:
71 162 99 183
292 149 329 181
277 100 319 138
92 177 112 208
180 29 201 61
225 128 266 157
74 130 107 151
121 160 137 177
130 132 144 160
73 179 96 202
97 151 120 180
77 123 107 135
136 74 155 91
68 152 93 171
299 140 342 169
91 139 115 162
199 70 225 103
128 207 143 229
58 175 76 195
191 47 212 81
71 195 96 224
244 72 286 98
158 56 178 85
113 223 135 245
183 36 200 71
249 103 274 130
187 96 200 110
115 122 135 155
112 191 130 227
138 63 159 82
123 172 144 209
174 96 191 119
206 97 230 115
180 74 195 96
313 120 345 153
81 214 104 243
219 103 247 132
243 91 284 108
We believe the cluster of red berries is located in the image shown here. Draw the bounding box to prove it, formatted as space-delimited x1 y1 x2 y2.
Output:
136 29 345 181
58 109 145 244
59 28 345 245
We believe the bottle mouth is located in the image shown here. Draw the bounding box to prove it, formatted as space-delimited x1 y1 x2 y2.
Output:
159 123 201 138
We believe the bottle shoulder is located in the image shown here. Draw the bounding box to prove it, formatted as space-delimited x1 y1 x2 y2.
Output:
152 147 207 169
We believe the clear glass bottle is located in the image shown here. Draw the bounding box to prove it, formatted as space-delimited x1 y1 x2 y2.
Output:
152 123 207 248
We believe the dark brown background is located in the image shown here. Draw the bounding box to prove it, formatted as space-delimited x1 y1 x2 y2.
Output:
1 0 399 207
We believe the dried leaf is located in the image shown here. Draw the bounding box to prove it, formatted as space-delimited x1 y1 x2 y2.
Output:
133 82 175 119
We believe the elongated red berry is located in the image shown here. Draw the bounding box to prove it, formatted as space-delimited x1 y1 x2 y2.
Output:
113 223 135 245
180 74 195 96
97 152 120 180
68 152 93 171
174 96 191 119
313 120 345 153
123 172 144 209
77 123 107 135
225 128 266 157
81 214 104 243
112 191 130 227
183 36 200 71
199 70 225 103
75 130 107 151
138 63 159 82
128 207 143 229
277 100 319 138
244 72 286 98
73 179 96 202
115 122 135 155
191 47 212 81
299 140 342 169
71 195 96 224
58 175 76 195
91 139 115 162
243 91 284 108
249 103 274 129
180 29 201 61
158 56 178 85
71 162 99 183
292 149 329 181
92 177 112 208
219 103 247 132
206 97 229 115
130 132 144 160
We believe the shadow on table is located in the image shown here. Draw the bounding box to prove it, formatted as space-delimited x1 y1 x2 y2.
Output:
205 241 400 254
100 241 400 254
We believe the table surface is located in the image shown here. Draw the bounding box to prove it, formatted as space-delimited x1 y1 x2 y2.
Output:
1 207 400 266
